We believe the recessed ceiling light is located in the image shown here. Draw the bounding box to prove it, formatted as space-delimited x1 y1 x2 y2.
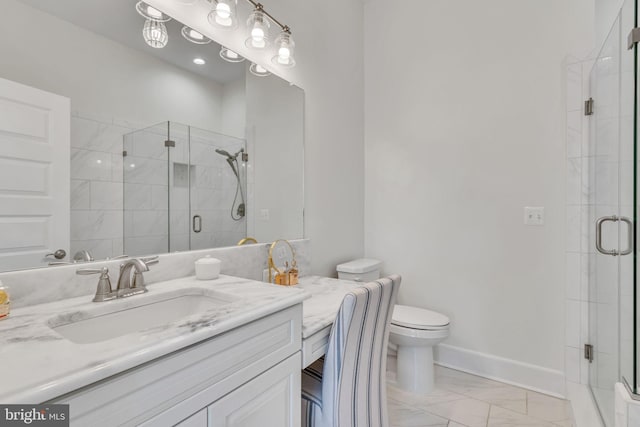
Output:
219 46 245 63
193 58 206 65
135 1 171 22
249 63 271 77
181 26 212 44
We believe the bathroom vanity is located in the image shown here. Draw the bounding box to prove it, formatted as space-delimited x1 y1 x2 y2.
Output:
0 275 306 426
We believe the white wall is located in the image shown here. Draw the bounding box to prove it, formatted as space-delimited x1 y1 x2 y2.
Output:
246 71 304 244
265 0 365 275
221 77 247 139
364 0 593 389
596 0 626 48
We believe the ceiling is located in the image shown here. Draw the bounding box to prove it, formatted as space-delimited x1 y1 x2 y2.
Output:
18 0 244 84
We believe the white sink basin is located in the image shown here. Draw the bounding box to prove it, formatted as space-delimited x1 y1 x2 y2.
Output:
49 288 238 344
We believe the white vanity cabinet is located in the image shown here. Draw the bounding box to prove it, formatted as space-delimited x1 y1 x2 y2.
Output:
50 305 302 427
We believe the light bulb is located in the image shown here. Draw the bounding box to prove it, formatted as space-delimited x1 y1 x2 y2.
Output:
278 47 291 59
251 28 264 41
146 6 163 19
216 3 231 19
189 30 203 40
250 63 271 76
219 46 245 63
136 1 171 22
181 26 211 44
208 0 237 28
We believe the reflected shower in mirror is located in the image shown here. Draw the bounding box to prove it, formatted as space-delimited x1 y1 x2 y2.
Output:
0 0 304 272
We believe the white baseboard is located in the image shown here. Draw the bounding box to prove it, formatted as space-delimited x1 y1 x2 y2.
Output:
434 343 566 398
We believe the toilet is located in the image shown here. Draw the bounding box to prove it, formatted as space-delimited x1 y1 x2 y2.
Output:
336 259 450 394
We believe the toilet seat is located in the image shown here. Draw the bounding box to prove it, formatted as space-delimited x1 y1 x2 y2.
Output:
391 305 450 330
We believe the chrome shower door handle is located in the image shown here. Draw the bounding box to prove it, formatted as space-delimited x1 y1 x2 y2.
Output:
193 215 202 233
620 216 633 256
596 215 619 256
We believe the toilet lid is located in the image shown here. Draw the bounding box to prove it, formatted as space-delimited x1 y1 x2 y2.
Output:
391 305 450 330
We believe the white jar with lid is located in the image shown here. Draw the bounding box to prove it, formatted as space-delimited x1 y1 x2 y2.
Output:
195 256 221 280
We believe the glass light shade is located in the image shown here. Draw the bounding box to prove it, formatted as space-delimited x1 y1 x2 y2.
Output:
181 26 212 44
271 31 296 67
249 63 271 77
219 46 245 63
143 19 168 48
135 1 171 22
207 0 238 29
245 9 270 49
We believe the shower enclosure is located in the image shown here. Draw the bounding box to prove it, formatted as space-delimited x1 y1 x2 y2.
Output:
587 0 639 424
122 122 247 257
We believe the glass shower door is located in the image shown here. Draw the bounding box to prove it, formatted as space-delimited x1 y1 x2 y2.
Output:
588 0 637 424
188 127 247 250
123 122 170 257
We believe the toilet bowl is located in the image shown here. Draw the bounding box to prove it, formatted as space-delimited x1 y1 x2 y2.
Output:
389 305 450 394
336 259 451 394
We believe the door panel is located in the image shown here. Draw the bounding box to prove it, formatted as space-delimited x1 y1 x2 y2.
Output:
0 77 70 271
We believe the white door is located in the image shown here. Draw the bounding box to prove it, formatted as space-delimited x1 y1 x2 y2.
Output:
0 77 70 271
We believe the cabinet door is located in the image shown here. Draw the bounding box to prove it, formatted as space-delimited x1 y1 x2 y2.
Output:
209 353 301 427
176 409 207 427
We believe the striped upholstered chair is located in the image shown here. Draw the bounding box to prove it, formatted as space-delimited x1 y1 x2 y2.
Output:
301 275 401 427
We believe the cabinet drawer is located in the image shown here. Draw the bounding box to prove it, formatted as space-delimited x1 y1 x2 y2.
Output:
209 352 301 427
52 304 302 427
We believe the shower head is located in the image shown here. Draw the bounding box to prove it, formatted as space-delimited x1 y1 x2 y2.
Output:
215 148 233 158
215 148 244 160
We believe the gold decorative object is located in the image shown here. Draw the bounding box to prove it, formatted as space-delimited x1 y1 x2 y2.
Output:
268 239 298 286
237 237 258 245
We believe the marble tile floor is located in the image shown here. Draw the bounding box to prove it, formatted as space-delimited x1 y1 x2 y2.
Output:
387 366 575 427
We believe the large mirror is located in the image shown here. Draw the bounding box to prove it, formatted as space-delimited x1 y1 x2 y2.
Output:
0 0 304 272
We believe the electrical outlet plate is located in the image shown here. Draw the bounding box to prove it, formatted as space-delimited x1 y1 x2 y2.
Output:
524 207 545 226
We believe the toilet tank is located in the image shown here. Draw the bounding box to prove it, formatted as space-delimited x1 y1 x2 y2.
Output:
336 259 382 282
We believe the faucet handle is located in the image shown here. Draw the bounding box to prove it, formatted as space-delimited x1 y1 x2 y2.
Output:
77 267 115 302
140 256 159 266
76 268 106 275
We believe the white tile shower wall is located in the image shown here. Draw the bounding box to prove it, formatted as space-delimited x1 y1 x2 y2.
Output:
70 111 140 261
122 125 247 257
565 58 594 388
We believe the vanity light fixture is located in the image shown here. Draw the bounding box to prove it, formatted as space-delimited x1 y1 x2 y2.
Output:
249 62 271 77
220 46 245 63
135 1 171 22
245 6 270 49
143 19 169 48
208 0 238 29
193 57 206 65
181 26 212 44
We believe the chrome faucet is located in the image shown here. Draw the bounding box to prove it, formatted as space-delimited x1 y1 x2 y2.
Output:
76 256 158 302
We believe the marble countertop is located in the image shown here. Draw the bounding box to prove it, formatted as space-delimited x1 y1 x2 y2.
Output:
0 275 306 404
297 275 363 338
